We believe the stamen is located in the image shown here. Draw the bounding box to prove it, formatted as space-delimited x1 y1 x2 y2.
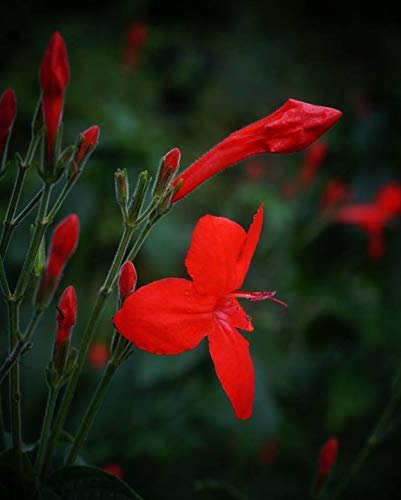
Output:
230 290 288 310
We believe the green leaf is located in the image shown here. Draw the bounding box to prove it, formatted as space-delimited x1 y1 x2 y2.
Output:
45 465 144 500
0 448 36 499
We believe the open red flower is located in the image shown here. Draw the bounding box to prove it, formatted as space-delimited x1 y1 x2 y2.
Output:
39 32 70 158
172 99 342 202
114 206 286 419
336 183 401 260
0 88 17 152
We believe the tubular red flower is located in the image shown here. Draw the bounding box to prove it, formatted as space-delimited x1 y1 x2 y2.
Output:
172 99 342 202
55 285 77 346
123 22 148 71
75 125 100 166
39 32 70 158
118 260 137 302
316 437 338 491
46 214 80 277
114 206 287 419
0 88 17 152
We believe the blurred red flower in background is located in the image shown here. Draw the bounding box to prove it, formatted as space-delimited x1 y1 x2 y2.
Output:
103 463 124 478
88 341 109 370
316 437 338 491
123 22 148 71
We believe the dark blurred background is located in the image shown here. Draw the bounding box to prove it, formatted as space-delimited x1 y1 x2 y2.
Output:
1 1 401 498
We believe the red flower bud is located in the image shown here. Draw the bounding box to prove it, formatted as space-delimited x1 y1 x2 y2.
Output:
88 341 109 370
36 215 80 307
316 437 338 491
39 32 70 158
103 463 124 478
172 99 342 202
0 88 17 152
75 125 100 166
47 214 80 277
156 147 181 193
55 285 77 346
118 260 137 302
123 22 148 71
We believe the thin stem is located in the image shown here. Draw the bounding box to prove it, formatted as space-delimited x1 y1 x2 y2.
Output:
0 167 27 258
13 188 43 225
46 176 77 223
8 301 22 455
0 256 11 298
0 309 43 385
14 184 52 298
34 387 58 478
0 393 6 451
65 361 118 465
126 215 161 262
331 371 401 498
43 224 135 475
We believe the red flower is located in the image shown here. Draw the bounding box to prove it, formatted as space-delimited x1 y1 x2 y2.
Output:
39 32 70 158
55 285 77 347
74 125 100 167
118 261 137 302
36 214 80 306
320 178 351 211
0 88 17 152
123 22 148 71
88 342 109 370
299 141 328 186
172 99 342 202
336 183 401 260
103 463 124 478
316 437 338 491
46 214 80 277
337 203 386 259
114 206 287 419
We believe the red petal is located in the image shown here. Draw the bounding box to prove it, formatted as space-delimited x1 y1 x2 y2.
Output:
185 215 247 297
208 322 255 419
215 297 254 332
235 205 264 290
113 278 215 355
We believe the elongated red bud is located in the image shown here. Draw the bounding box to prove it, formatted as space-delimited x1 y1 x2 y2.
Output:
155 147 181 195
39 32 70 159
74 125 100 167
0 89 17 152
172 99 342 202
118 260 137 302
123 22 148 71
36 214 80 307
316 437 338 491
55 285 77 346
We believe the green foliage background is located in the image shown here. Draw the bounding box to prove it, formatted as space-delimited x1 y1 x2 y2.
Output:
1 1 401 498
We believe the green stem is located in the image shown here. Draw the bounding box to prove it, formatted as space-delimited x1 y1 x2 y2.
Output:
0 393 6 451
65 361 118 465
8 300 22 455
126 215 161 262
0 256 11 298
331 371 401 498
43 224 135 475
34 387 58 478
46 176 78 223
0 167 27 258
13 188 43 225
0 309 43 385
14 184 52 298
